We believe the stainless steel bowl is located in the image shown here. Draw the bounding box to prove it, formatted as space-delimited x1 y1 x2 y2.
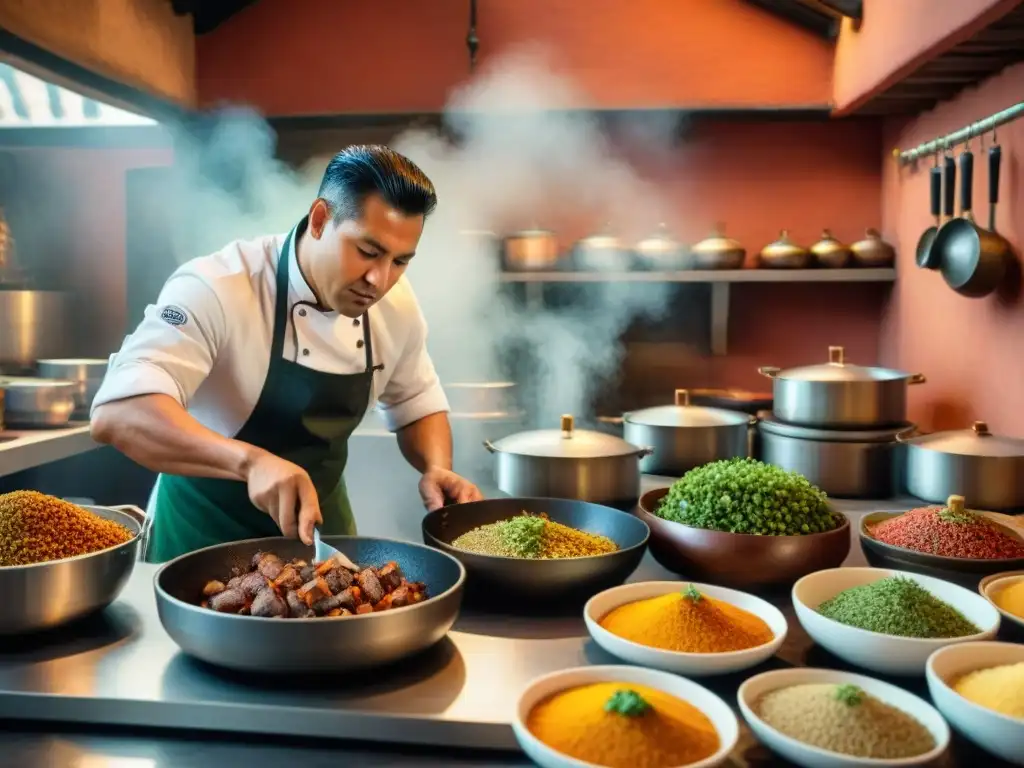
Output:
155 536 466 674
0 376 77 428
36 358 109 418
0 504 142 635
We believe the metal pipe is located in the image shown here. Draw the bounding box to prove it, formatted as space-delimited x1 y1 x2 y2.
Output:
894 101 1024 165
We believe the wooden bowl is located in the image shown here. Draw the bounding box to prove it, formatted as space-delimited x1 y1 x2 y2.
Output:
859 511 1024 591
636 487 851 590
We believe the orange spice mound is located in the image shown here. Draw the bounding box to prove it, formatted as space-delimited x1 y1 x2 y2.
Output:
600 588 774 653
0 490 134 566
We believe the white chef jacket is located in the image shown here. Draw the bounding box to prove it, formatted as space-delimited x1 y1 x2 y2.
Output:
92 228 450 438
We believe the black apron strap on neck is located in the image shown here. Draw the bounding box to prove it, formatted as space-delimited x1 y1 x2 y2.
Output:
361 311 376 373
271 226 297 361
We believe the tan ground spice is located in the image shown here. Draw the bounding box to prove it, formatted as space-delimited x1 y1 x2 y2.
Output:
0 491 134 566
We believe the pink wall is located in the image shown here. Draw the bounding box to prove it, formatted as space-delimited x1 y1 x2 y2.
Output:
833 0 1020 115
880 62 1024 434
197 0 833 114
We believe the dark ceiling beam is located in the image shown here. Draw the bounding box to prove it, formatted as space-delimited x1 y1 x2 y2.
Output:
742 0 838 39
814 0 863 21
170 0 261 35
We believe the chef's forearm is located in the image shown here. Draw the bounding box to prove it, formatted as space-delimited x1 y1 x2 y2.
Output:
91 394 262 481
395 411 453 473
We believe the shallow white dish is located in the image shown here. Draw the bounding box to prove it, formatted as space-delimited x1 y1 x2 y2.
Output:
738 666 950 768
979 572 1024 633
513 664 738 768
583 580 787 676
926 641 1024 766
792 567 1000 675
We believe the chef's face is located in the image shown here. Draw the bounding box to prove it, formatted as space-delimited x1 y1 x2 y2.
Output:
305 194 424 317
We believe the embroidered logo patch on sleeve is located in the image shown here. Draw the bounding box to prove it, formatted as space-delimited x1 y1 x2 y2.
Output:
160 305 188 327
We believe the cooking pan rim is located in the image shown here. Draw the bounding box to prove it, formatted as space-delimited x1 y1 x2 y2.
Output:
421 497 651 562
0 504 141 573
153 534 467 624
860 511 1024 566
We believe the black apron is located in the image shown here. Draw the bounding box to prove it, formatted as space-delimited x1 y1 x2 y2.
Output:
144 218 374 562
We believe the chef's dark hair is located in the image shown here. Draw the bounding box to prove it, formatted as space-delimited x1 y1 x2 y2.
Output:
317 145 437 221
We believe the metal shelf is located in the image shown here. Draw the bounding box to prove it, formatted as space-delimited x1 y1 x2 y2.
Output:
502 268 897 357
499 268 896 283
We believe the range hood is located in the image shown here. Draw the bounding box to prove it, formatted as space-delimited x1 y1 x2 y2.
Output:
0 62 156 128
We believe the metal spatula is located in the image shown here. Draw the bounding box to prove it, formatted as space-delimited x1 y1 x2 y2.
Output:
313 528 360 571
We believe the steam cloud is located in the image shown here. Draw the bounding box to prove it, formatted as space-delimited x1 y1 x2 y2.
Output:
161 46 683 474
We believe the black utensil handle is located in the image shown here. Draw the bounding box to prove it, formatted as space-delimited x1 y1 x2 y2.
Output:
960 150 973 213
942 155 956 217
929 166 941 217
989 144 1001 206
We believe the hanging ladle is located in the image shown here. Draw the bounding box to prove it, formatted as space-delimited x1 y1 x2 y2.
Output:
915 153 943 269
931 127 1012 297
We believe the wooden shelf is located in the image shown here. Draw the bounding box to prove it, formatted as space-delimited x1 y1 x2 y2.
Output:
502 268 896 357
499 268 896 283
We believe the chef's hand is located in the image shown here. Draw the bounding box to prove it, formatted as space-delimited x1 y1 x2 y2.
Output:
245 449 322 544
418 467 484 512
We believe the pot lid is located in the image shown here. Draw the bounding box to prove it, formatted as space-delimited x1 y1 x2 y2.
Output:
759 415 911 443
506 227 554 238
901 420 1024 457
635 223 681 253
0 376 76 389
692 223 743 254
810 229 849 255
487 414 642 458
625 389 751 428
577 226 623 251
759 345 919 383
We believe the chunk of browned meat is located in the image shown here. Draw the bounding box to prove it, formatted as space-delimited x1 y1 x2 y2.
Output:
285 590 314 618
333 587 359 611
249 551 266 570
312 593 344 615
237 571 268 599
299 564 316 582
324 567 353 594
376 562 403 592
273 564 303 591
209 588 246 613
256 554 285 581
389 584 414 607
227 575 243 590
202 580 226 597
251 589 288 618
297 577 331 607
356 569 384 605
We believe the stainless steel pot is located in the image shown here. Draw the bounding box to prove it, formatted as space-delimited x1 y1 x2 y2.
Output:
899 420 1024 510
36 358 109 419
483 414 652 509
444 381 517 417
623 388 752 476
0 376 77 428
573 229 632 272
759 417 906 498
502 228 560 271
759 345 926 428
0 503 142 635
634 223 685 270
0 290 71 367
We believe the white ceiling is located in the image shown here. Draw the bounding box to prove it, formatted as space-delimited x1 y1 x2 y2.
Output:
0 62 158 128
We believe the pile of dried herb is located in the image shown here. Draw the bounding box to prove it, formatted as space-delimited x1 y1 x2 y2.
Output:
816 576 979 638
451 513 617 559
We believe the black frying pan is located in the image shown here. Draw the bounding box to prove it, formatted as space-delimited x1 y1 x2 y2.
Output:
932 144 1011 297
422 497 649 605
915 159 944 269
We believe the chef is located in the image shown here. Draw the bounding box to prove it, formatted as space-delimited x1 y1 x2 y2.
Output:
91 144 483 562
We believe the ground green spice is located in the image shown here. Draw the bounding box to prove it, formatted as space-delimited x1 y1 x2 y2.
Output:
816 576 979 638
450 514 618 559
604 689 650 717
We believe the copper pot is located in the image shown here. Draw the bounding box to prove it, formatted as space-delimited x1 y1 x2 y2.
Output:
850 228 896 268
502 228 560 271
810 229 852 268
689 224 745 270
759 230 810 269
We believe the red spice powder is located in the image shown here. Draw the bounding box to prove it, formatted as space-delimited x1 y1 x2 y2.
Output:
870 507 1024 559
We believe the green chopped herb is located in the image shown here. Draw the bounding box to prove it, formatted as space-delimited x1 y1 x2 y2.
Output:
495 515 545 558
936 504 979 526
683 583 702 603
604 689 650 717
834 684 864 707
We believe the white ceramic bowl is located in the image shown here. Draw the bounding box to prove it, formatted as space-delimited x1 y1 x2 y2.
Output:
926 641 1024 766
738 667 950 768
979 571 1024 633
512 664 739 768
792 567 1000 675
583 581 787 676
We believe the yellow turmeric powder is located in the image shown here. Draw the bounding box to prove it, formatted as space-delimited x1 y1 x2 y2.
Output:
526 682 719 768
992 578 1024 620
599 586 774 653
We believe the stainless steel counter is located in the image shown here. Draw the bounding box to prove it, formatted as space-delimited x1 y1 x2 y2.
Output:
0 486 1011 767
0 424 97 478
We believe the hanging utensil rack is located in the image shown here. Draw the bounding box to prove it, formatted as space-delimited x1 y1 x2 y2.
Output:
894 101 1024 166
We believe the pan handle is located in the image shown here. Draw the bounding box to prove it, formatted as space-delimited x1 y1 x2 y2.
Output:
960 149 974 218
894 425 920 443
483 440 498 454
634 446 655 459
757 366 780 379
989 144 1002 230
928 165 942 220
908 373 926 385
942 154 956 220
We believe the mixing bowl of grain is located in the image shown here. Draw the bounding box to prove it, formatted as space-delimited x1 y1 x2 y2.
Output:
0 490 142 634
